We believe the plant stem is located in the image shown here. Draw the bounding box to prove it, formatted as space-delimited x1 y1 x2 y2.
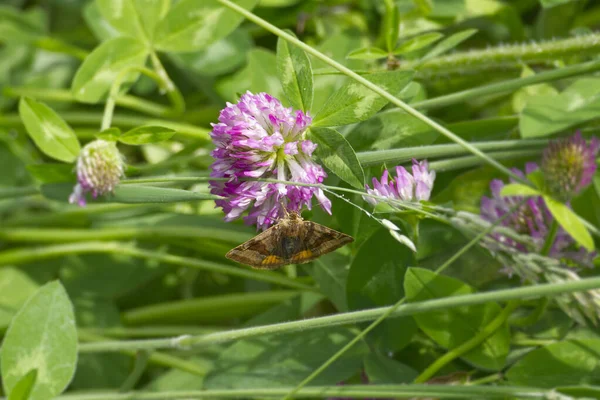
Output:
428 149 542 172
412 59 600 110
0 242 315 292
101 66 166 130
4 87 171 118
119 351 150 392
469 373 503 385
357 139 547 166
510 297 549 327
99 51 185 130
34 36 89 60
414 301 519 383
512 338 556 347
404 32 600 79
83 326 222 338
78 330 210 377
216 0 526 184
541 220 559 256
0 226 251 244
121 291 302 326
35 384 550 400
3 204 148 227
76 275 600 353
149 51 186 115
0 112 210 140
0 186 39 200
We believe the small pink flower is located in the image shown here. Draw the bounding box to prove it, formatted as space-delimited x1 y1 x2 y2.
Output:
542 131 599 200
480 163 595 268
69 139 124 207
363 159 435 206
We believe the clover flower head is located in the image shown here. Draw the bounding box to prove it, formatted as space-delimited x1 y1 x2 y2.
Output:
480 163 595 268
209 92 331 230
363 159 435 206
69 139 124 207
541 131 599 201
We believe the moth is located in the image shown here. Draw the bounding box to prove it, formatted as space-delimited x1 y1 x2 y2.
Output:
226 211 354 269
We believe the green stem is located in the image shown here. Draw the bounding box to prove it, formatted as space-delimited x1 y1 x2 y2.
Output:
280 199 528 399
428 149 542 172
0 186 39 200
414 301 519 383
510 297 549 327
0 112 210 140
76 276 600 353
512 338 556 347
84 326 222 339
149 51 186 115
357 139 547 166
121 291 302 326
0 226 251 244
469 373 503 385
541 220 559 256
3 87 171 118
0 242 315 292
119 351 150 392
33 36 89 60
78 330 210 377
216 0 526 184
404 32 600 79
29 384 550 400
412 59 600 110
3 203 146 227
102 66 166 130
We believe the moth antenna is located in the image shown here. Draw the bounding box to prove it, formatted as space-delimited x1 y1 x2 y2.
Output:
321 187 384 226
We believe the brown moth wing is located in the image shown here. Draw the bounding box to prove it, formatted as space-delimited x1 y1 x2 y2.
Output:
291 220 354 264
225 223 288 269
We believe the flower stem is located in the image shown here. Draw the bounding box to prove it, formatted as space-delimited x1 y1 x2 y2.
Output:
118 351 150 392
216 0 527 185
405 32 600 79
4 87 172 118
413 59 600 111
357 139 547 166
77 276 600 352
0 186 39 200
510 297 549 327
0 226 251 244
85 325 221 338
149 51 186 115
469 373 503 385
0 112 211 140
414 301 519 383
78 330 210 377
101 54 186 130
40 384 551 400
34 36 89 60
101 66 158 130
428 149 543 172
541 220 559 256
121 291 302 326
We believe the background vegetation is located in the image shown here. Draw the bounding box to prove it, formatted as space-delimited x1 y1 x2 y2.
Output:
1 0 600 399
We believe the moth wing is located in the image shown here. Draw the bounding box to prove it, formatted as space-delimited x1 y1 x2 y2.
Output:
290 221 354 264
225 224 288 269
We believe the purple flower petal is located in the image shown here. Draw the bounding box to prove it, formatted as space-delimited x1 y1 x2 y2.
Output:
208 92 329 230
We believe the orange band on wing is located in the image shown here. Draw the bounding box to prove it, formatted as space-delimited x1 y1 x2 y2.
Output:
262 255 285 266
291 250 314 263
